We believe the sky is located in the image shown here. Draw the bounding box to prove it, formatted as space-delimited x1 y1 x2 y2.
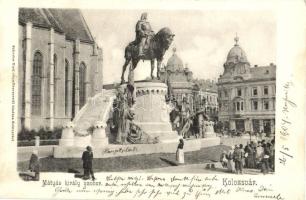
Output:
82 10 276 84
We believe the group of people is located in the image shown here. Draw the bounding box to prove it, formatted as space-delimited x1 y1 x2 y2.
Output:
220 129 274 139
169 97 211 139
110 87 160 145
26 146 96 181
220 139 275 174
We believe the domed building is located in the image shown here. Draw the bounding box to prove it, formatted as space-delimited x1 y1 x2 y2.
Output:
166 48 184 71
160 48 218 119
160 48 194 109
217 36 276 135
221 36 251 81
226 42 249 64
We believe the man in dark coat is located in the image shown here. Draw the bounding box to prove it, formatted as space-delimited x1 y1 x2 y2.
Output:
269 139 275 172
28 150 40 181
233 144 244 174
82 146 95 181
262 143 271 174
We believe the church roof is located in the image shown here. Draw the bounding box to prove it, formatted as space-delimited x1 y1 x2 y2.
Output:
166 47 184 71
19 8 94 43
225 35 248 64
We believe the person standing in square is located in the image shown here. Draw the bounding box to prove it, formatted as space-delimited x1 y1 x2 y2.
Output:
176 139 185 164
82 146 96 181
28 150 40 181
233 144 244 174
226 146 235 173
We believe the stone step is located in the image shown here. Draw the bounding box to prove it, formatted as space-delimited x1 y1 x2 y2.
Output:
78 112 101 119
72 91 115 134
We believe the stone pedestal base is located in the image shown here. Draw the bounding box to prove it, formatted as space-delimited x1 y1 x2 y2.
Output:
91 121 109 147
132 81 180 143
74 136 92 147
59 122 75 147
146 131 179 143
205 132 217 138
53 137 220 158
91 139 109 147
59 139 74 146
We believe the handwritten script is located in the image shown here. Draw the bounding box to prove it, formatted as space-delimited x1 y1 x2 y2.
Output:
40 174 284 199
279 82 296 166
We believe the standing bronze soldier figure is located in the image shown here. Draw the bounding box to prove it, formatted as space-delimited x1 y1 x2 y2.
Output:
115 89 135 144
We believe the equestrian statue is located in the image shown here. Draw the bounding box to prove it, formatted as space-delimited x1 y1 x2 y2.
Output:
120 12 175 84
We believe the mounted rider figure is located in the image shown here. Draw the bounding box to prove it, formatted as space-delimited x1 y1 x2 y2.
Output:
135 13 154 57
120 13 174 84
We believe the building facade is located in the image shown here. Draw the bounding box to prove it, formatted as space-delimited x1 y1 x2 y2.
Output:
160 48 218 118
18 8 103 131
217 36 276 134
193 79 218 120
160 48 194 110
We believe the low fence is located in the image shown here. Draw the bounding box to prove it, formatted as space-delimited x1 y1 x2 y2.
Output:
18 136 59 147
17 145 56 162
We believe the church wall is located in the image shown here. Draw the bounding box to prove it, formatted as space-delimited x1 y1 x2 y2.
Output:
62 40 74 120
18 25 25 132
79 42 95 98
30 26 50 129
89 50 99 96
96 48 103 92
53 32 71 127
18 26 102 130
18 10 104 132
51 39 101 127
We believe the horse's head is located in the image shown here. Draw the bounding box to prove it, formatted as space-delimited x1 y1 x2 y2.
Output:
155 27 175 49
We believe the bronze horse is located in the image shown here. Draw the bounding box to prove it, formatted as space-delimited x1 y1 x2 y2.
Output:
121 27 175 84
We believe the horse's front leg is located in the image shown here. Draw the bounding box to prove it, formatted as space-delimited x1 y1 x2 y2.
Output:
150 59 155 79
128 58 139 84
121 59 130 84
157 59 162 80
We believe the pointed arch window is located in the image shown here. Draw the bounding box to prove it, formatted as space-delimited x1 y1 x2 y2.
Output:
32 51 43 115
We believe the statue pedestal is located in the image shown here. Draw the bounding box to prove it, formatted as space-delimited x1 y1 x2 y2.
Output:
91 121 109 147
59 122 74 146
74 134 92 147
132 81 179 143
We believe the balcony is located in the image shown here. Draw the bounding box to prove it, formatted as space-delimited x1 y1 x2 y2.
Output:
232 110 245 116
